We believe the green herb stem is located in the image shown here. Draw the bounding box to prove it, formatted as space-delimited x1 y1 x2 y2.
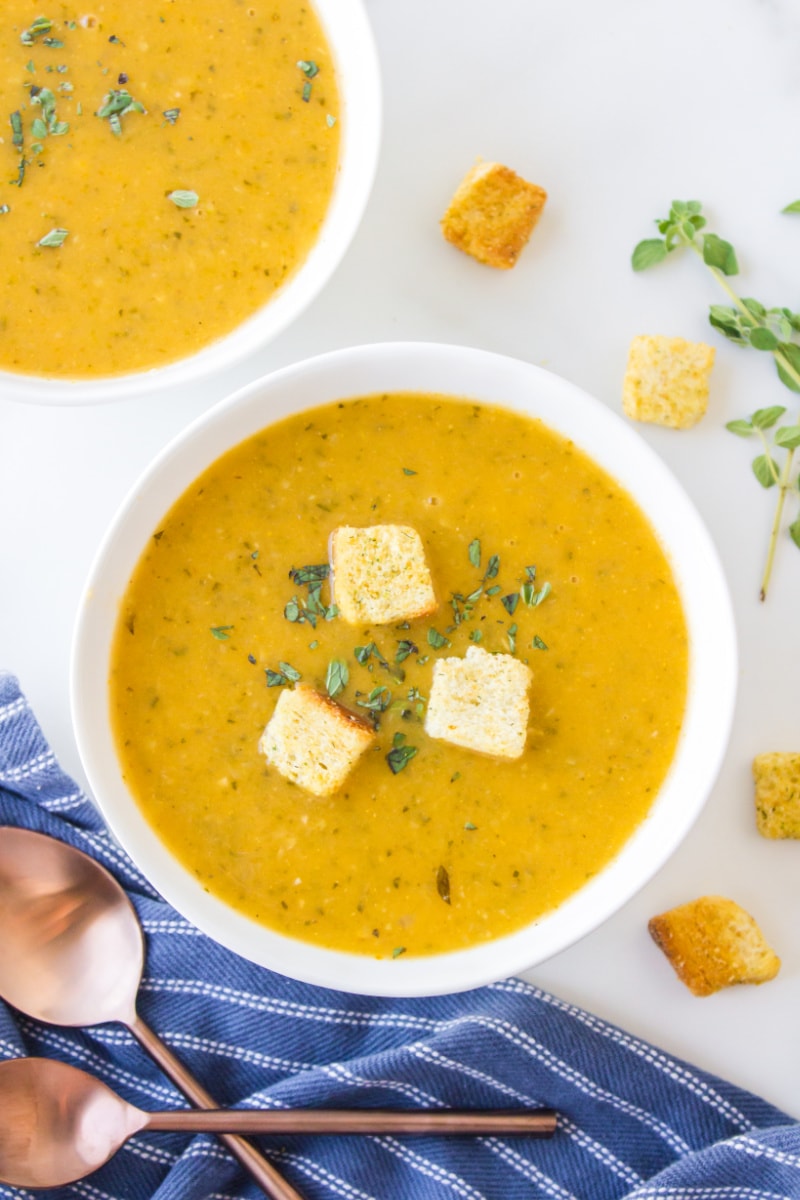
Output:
760 445 796 602
687 239 800 392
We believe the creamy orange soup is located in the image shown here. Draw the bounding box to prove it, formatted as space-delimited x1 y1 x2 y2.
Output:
110 394 689 958
0 2 340 377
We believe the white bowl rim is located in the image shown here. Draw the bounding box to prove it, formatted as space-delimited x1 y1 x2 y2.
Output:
71 340 738 996
0 0 381 407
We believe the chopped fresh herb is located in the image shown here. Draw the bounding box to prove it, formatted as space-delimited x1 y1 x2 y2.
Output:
210 624 233 640
108 33 125 45
284 597 302 623
30 86 68 136
485 584 501 597
392 946 406 959
520 582 534 606
37 226 68 247
279 661 301 683
326 113 336 127
10 110 23 149
357 685 391 713
354 642 376 665
450 772 461 783
402 467 417 476
162 107 181 124
25 59 35 73
309 639 319 650
386 742 418 774
325 658 348 698
484 554 500 580
395 639 417 663
427 627 450 650
290 563 330 586
301 80 311 102
392 731 407 748
168 189 198 209
42 36 63 47
501 592 519 616
468 538 481 568
469 628 482 642
464 821 477 831
297 59 319 78
247 653 257 664
532 635 549 650
532 581 551 606
507 623 518 654
96 88 146 135
436 865 451 905
265 668 288 687
20 17 53 45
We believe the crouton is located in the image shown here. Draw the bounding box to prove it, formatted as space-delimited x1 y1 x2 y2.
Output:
425 645 532 759
258 685 375 797
441 160 547 270
753 752 800 838
330 524 437 626
622 334 715 429
648 895 780 997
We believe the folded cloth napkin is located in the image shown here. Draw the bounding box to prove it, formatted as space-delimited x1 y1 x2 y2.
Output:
0 671 797 1200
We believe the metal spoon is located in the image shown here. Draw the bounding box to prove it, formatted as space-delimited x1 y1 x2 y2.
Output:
0 826 304 1200
0 1057 557 1188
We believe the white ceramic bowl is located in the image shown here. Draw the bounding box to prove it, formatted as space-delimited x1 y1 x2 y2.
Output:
71 342 737 995
1 0 380 407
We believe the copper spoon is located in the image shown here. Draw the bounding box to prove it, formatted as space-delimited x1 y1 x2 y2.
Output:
0 826 304 1200
0 1057 557 1188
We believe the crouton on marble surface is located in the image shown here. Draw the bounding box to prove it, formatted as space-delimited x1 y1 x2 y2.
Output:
622 334 715 429
441 160 547 269
753 752 800 838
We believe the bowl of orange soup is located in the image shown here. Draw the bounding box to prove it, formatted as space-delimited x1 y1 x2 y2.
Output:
71 342 737 995
0 1 379 405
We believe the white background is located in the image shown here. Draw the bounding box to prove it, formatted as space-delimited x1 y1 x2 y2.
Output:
1 0 799 1117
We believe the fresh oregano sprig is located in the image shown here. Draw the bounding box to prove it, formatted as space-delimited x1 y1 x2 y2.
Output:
632 200 800 599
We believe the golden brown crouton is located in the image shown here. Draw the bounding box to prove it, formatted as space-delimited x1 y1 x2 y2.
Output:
258 685 375 797
753 752 800 838
425 645 532 760
330 524 437 626
441 160 547 269
648 895 780 996
622 334 715 429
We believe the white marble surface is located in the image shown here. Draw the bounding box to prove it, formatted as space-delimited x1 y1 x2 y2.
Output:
2 0 799 1117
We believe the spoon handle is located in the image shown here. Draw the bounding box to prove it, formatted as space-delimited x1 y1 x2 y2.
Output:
131 1015 305 1200
147 1108 558 1136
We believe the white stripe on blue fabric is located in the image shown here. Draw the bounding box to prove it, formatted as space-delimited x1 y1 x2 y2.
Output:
270 1148 379 1200
369 1135 489 1200
481 1137 579 1200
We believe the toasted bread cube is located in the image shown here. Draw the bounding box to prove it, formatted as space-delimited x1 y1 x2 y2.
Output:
648 895 780 997
753 752 800 838
622 335 715 429
425 645 532 759
330 524 437 626
441 160 547 270
258 685 375 797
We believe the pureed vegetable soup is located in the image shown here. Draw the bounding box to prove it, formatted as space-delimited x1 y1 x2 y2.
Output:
0 4 340 377
110 394 689 958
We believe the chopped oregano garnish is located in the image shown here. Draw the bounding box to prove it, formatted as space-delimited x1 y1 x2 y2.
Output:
468 538 481 568
162 107 181 124
326 113 336 128
168 189 199 209
247 653 257 664
210 624 233 640
484 554 500 580
279 661 301 682
392 946 406 959
37 226 68 247
386 742 417 774
532 636 549 650
402 467 417 476
464 821 477 830
265 668 288 687
501 592 519 616
31 87 69 136
96 88 146 136
507 623 518 654
297 59 319 78
469 628 482 643
395 639 417 663
427 627 450 650
290 563 330 586
357 685 391 714
20 16 53 45
450 771 461 783
325 658 348 698
436 865 451 905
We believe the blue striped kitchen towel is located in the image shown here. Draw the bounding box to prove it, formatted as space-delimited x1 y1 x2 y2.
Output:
0 670 798 1200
